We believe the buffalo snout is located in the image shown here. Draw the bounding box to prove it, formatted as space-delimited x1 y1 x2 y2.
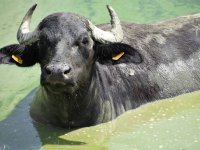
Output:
45 64 71 76
43 63 74 85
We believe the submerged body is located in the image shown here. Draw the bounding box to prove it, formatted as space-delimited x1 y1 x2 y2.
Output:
1 5 200 127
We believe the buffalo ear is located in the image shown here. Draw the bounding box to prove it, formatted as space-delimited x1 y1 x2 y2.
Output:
94 43 143 65
0 44 39 67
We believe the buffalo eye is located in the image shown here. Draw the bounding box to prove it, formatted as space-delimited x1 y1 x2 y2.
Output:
73 34 91 48
81 37 89 45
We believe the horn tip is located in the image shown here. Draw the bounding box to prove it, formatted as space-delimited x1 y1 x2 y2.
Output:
106 5 113 10
31 3 37 10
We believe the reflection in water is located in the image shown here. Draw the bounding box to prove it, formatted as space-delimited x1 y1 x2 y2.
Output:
0 90 86 150
34 123 86 146
0 90 40 150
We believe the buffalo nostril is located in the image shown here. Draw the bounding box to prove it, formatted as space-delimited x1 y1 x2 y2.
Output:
64 67 71 75
45 67 52 75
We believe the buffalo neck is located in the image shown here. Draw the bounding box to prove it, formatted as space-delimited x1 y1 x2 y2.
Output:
31 79 97 128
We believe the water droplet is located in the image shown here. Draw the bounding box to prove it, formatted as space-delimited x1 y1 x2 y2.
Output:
149 126 153 129
150 118 155 122
129 69 135 76
159 145 163 149
174 138 178 142
119 63 127 68
165 130 169 133
181 116 185 119
168 118 173 121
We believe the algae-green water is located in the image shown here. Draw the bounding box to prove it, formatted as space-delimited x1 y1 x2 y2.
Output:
0 0 200 150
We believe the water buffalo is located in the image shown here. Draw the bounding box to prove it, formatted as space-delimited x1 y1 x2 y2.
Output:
1 4 200 128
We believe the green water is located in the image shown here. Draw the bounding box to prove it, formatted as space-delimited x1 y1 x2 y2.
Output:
0 0 200 149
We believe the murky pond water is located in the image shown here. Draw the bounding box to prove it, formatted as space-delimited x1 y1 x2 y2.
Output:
0 0 200 149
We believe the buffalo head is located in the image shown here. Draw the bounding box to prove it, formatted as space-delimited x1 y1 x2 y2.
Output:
0 4 142 94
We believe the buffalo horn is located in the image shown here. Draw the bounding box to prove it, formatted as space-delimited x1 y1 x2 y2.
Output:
17 4 39 45
88 5 124 44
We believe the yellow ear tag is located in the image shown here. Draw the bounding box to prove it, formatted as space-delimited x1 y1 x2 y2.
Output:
11 55 23 64
112 52 125 61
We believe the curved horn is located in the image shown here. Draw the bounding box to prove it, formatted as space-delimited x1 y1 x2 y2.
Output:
17 4 39 45
88 5 123 44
